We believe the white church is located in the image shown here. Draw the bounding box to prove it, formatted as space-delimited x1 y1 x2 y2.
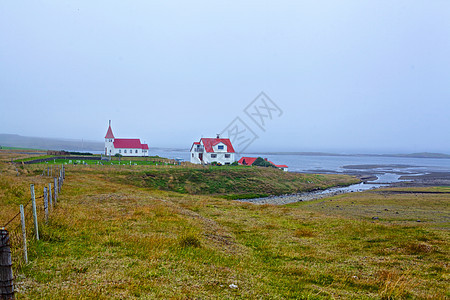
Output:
104 121 149 157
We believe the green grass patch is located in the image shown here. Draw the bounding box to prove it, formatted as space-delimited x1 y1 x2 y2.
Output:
109 166 359 197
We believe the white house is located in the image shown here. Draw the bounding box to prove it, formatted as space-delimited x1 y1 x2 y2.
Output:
190 136 235 165
105 121 149 157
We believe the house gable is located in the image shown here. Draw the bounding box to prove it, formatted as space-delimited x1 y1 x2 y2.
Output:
200 138 235 153
213 142 227 152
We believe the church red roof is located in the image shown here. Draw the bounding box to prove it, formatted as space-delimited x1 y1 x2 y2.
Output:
113 139 147 149
105 125 115 139
200 138 235 153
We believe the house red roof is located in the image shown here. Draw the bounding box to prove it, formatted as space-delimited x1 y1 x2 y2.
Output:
200 138 235 153
275 164 288 168
142 144 149 150
238 157 258 166
268 160 288 169
238 157 288 169
113 139 147 149
105 125 115 139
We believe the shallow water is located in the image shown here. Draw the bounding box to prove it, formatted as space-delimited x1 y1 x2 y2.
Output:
237 185 385 205
368 173 406 183
237 173 397 205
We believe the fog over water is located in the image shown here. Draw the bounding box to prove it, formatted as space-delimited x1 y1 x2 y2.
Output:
147 149 450 174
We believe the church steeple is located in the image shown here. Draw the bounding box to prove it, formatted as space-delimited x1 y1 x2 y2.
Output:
105 120 115 139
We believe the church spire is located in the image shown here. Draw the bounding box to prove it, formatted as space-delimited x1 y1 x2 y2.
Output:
105 120 115 139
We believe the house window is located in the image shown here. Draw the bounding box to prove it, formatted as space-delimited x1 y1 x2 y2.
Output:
192 153 194 157
225 154 230 158
135 150 138 153
124 150 127 154
211 154 217 158
119 150 121 153
218 145 224 150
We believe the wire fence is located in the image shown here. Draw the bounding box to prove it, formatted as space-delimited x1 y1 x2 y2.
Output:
0 164 66 299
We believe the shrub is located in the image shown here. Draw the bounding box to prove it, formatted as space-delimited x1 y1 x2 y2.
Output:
253 157 276 168
68 151 93 155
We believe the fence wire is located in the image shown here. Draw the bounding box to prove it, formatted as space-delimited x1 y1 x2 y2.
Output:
2 166 65 275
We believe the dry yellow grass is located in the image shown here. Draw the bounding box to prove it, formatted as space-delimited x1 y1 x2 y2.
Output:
1 150 448 299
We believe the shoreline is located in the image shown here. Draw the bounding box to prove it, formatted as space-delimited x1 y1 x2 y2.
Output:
236 170 450 205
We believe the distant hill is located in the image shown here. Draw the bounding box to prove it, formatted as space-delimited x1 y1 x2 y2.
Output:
245 151 450 159
387 152 450 159
0 134 103 151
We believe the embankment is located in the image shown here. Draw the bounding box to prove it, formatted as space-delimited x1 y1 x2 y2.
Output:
104 166 360 199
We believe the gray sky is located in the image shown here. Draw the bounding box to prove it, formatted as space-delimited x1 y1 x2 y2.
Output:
1 1 449 153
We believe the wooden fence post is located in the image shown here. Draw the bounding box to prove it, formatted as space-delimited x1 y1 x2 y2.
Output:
30 185 39 240
54 178 58 205
19 205 27 264
0 229 14 299
43 187 48 223
48 183 53 210
50 165 52 177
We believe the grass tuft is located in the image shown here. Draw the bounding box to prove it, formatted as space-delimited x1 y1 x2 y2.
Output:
294 228 315 238
377 270 417 300
179 233 202 248
402 242 435 254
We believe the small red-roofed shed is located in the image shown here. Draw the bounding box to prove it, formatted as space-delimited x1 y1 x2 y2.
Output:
238 157 258 166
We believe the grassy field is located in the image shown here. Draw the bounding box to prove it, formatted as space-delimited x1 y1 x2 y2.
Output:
22 158 170 166
105 165 359 199
13 155 166 165
0 150 448 299
0 146 44 151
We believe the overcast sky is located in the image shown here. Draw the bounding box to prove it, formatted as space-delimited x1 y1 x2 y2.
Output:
1 1 449 154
